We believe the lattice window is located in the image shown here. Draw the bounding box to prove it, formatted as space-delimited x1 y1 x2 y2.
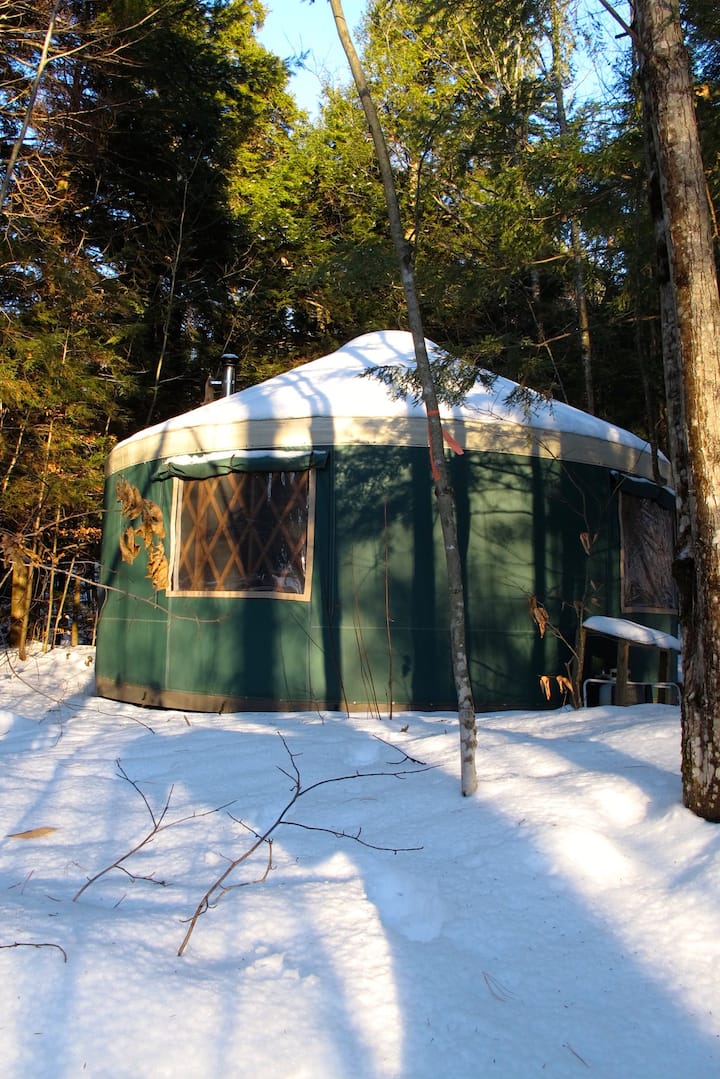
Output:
170 470 313 598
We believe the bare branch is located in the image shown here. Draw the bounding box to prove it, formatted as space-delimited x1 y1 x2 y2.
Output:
0 941 67 962
177 732 427 956
198 839 273 900
595 0 643 52
73 762 235 902
371 733 428 767
114 863 170 888
281 820 423 854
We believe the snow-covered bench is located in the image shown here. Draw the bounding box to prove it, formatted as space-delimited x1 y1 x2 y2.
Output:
581 615 681 707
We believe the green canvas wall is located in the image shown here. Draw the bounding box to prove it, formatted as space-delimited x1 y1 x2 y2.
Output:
95 443 671 713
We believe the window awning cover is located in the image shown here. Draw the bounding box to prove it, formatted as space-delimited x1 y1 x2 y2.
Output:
154 448 329 480
611 471 675 511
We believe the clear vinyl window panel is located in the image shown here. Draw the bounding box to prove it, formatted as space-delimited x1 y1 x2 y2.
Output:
170 470 314 599
620 492 677 614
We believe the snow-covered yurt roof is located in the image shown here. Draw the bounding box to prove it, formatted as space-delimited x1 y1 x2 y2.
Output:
107 330 667 481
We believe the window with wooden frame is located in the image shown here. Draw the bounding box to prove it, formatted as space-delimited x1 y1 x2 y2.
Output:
167 457 321 600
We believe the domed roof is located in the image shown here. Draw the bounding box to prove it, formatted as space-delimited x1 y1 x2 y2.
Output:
107 330 666 481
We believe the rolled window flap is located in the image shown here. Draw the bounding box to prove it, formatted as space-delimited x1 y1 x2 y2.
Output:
154 448 329 480
611 470 675 511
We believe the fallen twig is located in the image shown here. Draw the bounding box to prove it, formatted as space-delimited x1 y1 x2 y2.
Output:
177 732 428 956
73 760 235 902
0 941 68 962
372 733 428 768
281 819 423 853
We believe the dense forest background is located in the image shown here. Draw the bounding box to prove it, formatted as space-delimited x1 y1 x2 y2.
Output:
1 0 719 644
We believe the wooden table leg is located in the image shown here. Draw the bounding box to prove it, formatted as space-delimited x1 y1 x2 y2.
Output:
616 640 630 705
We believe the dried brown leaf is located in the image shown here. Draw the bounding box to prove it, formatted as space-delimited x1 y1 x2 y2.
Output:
529 595 550 638
579 531 597 555
116 477 145 520
119 526 140 564
7 827 57 840
145 502 166 539
146 542 169 591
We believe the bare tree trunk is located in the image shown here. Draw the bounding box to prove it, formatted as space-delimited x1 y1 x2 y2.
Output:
0 0 61 211
569 217 595 413
145 166 195 426
9 556 33 659
635 0 720 819
528 267 569 402
329 0 478 795
71 570 81 646
631 161 664 482
549 0 595 412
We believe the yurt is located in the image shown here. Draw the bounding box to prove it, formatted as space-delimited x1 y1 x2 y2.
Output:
95 330 677 713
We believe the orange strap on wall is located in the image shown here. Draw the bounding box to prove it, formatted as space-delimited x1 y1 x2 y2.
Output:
427 408 464 480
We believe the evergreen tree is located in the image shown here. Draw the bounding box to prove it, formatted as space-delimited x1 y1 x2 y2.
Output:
64 0 295 422
0 1 297 644
293 2 640 421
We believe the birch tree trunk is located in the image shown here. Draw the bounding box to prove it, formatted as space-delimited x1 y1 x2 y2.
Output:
328 0 478 795
548 0 595 413
0 0 61 211
635 0 720 819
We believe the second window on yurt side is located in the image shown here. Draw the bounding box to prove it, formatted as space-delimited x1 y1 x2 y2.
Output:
169 469 315 599
619 484 677 615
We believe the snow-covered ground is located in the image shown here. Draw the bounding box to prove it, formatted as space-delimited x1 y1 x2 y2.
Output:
1 647 718 1078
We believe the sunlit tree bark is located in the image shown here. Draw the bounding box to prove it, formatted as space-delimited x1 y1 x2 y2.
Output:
635 0 720 819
